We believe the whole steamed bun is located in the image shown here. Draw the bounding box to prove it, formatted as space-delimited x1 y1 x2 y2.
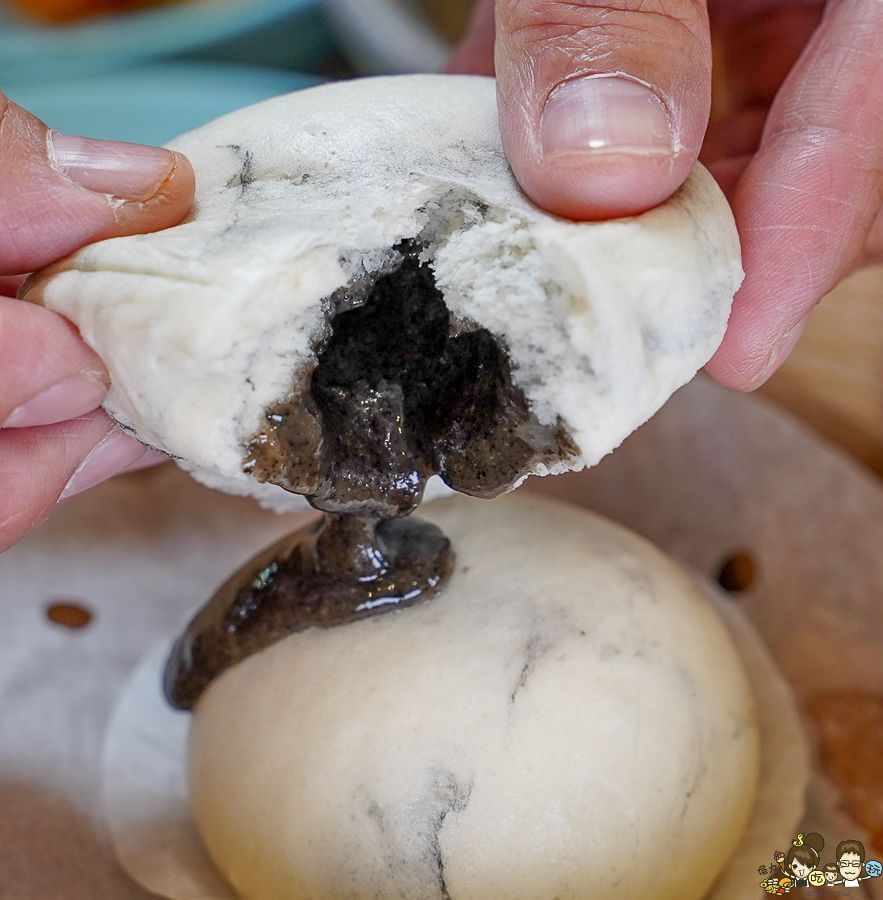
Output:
188 494 759 900
25 75 742 512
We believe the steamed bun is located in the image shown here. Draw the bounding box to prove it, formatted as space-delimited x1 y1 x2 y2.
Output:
188 494 759 900
25 76 742 512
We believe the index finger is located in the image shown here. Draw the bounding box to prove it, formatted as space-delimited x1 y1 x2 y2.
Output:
704 0 883 389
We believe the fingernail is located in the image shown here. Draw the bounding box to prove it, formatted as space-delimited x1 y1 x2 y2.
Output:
122 448 169 474
541 75 675 158
2 372 107 428
746 313 813 390
60 428 148 501
49 132 175 201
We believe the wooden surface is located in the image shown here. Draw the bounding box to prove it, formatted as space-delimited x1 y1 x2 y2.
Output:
760 265 883 477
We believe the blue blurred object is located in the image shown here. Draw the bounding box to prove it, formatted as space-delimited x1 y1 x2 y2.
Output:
3 62 322 145
0 0 328 83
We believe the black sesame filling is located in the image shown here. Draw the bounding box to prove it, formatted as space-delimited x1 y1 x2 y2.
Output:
246 240 574 516
163 512 454 710
166 241 578 706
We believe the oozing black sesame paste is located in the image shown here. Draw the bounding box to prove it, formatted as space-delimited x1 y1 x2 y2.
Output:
166 240 579 709
164 513 453 710
245 239 576 517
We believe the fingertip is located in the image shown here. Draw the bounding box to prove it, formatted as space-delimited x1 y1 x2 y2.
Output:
1 371 108 428
59 428 149 501
0 275 25 297
0 296 110 427
47 135 194 213
0 410 115 552
703 309 775 392
164 150 196 207
501 73 699 220
146 149 195 227
49 132 174 202
493 0 711 222
705 310 812 392
513 148 693 220
1 95 197 272
112 148 196 235
121 448 169 474
703 344 762 392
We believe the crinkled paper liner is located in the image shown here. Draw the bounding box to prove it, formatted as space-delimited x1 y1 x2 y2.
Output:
1 377 881 899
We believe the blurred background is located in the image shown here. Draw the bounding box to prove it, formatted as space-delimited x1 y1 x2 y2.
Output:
0 0 474 145
2 0 883 476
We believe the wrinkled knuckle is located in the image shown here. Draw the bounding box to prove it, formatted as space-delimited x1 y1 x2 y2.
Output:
500 0 707 49
771 120 878 163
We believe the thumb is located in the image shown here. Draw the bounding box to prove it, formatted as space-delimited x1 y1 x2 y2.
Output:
494 0 711 219
0 89 194 275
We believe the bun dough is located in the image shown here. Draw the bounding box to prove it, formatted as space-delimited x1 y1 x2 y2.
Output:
25 75 742 511
188 494 759 900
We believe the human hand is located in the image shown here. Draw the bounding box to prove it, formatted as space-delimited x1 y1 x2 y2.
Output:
0 89 195 552
448 0 883 390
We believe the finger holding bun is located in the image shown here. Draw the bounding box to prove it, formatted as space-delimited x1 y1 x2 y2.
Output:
21 75 743 514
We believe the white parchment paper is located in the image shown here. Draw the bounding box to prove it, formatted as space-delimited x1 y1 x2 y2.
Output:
103 642 236 900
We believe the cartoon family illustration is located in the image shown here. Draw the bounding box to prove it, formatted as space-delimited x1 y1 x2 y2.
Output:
758 833 883 894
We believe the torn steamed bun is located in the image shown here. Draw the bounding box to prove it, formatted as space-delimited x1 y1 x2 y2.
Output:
24 75 742 513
